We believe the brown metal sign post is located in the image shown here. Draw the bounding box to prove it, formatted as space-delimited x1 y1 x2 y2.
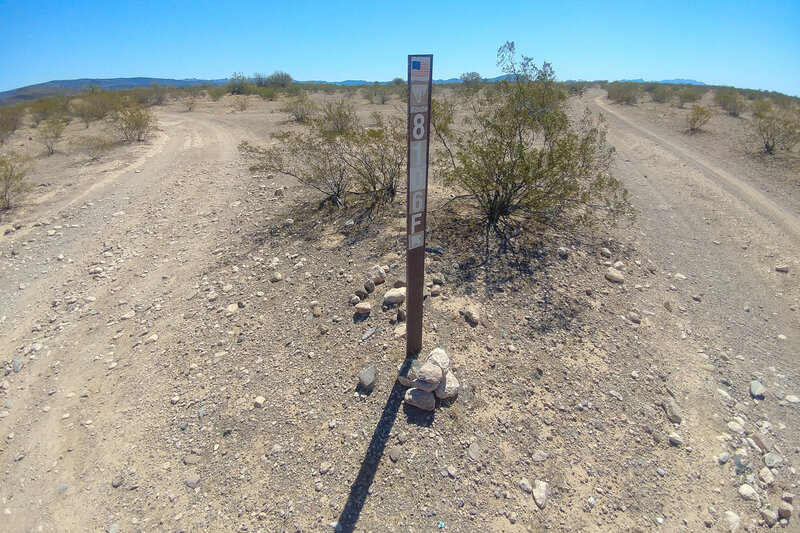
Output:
406 54 433 357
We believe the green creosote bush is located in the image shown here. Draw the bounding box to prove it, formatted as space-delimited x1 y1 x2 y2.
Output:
751 98 773 119
431 41 632 237
265 71 293 88
0 151 32 212
37 117 67 155
649 85 673 104
30 97 70 125
364 84 390 105
0 106 25 143
239 111 405 209
686 105 712 132
714 88 747 117
71 134 115 162
281 92 317 123
208 86 226 101
749 113 800 155
111 101 158 142
315 99 359 135
227 72 248 95
255 87 277 101
677 87 704 108
606 82 640 105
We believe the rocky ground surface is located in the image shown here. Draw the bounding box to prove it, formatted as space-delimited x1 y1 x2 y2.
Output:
0 90 798 532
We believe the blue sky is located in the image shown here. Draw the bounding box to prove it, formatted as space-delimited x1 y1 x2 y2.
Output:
1 0 799 95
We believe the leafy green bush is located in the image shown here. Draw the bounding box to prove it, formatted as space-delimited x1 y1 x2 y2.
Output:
751 99 773 119
111 101 157 141
364 84 390 104
677 87 704 107
0 151 31 212
240 111 405 208
432 42 631 234
37 117 67 155
315 99 359 134
750 113 800 154
281 92 317 123
266 71 293 88
227 72 248 95
606 82 640 104
686 105 711 132
208 86 226 101
0 106 25 143
254 87 277 101
29 97 69 125
715 88 747 117
71 135 115 161
649 85 673 103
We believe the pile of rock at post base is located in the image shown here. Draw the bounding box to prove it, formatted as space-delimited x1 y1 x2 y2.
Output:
398 348 459 411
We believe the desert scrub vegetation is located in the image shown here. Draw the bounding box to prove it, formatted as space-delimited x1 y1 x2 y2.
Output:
432 42 632 238
240 110 405 209
281 92 317 123
233 96 249 111
714 88 747 117
749 112 800 155
111 101 158 142
71 135 115 162
0 151 31 212
606 82 640 105
36 117 68 155
29 96 70 125
315 99 359 135
677 86 705 108
686 105 712 132
0 106 25 144
648 84 673 104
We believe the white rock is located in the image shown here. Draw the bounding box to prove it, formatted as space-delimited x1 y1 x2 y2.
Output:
605 267 625 284
354 302 371 315
426 348 450 374
411 363 442 392
532 480 550 509
404 388 435 411
723 510 740 532
738 484 760 505
434 370 460 399
383 287 406 305
368 265 386 284
519 478 532 493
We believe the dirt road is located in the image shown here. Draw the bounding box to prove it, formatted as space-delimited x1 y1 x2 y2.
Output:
1 92 798 532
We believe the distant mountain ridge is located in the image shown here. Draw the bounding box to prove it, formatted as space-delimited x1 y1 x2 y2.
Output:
619 78 706 86
0 75 707 105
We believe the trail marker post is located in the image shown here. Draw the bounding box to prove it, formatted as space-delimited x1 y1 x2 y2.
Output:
406 54 433 357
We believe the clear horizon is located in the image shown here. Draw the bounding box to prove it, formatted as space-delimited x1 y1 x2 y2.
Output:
1 0 799 96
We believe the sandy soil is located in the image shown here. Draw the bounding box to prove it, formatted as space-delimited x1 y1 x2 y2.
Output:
0 89 798 533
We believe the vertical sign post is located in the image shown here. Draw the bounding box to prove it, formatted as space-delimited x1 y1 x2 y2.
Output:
406 54 433 357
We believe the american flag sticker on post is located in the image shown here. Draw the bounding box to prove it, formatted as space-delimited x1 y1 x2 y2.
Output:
410 57 431 81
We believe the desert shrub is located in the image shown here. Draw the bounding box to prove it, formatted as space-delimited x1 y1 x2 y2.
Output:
315 99 359 134
208 86 226 101
72 90 119 126
182 96 196 111
30 97 69 125
37 117 67 155
240 111 405 208
715 88 747 117
750 113 800 154
0 151 31 212
606 82 640 104
677 87 704 107
751 98 773 118
649 85 673 103
283 84 302 97
266 71 293 88
251 72 267 87
0 106 25 143
567 82 589 97
148 82 167 105
281 92 317 123
255 87 277 101
686 105 712 132
233 96 249 111
432 42 632 235
71 135 114 161
111 102 157 142
227 72 248 95
364 84 389 104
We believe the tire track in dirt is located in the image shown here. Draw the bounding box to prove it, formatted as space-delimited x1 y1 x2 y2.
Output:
595 95 800 240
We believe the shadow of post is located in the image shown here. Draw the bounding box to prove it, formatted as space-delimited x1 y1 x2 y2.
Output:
336 381 405 532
